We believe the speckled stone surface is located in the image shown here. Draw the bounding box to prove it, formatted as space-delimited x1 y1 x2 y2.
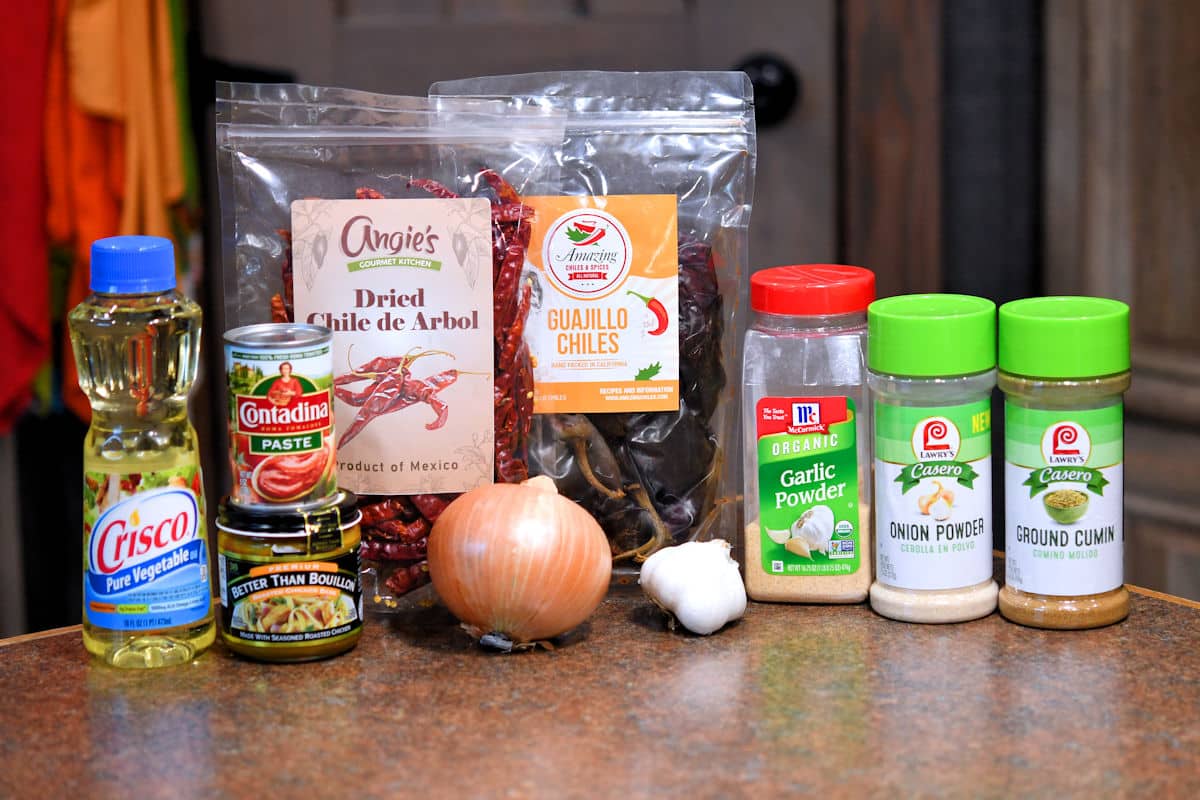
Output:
2 585 1198 799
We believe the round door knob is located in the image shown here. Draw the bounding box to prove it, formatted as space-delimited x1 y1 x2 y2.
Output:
735 54 801 128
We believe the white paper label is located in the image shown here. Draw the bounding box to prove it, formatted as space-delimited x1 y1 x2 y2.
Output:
875 458 992 590
1004 462 1123 596
292 197 495 495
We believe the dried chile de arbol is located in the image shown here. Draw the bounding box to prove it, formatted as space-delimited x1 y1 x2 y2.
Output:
269 169 536 599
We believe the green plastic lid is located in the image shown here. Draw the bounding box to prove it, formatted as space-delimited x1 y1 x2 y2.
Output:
998 296 1130 378
868 294 996 376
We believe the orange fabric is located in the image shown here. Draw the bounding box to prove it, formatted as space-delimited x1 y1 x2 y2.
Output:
46 0 124 421
0 1 53 432
46 0 188 422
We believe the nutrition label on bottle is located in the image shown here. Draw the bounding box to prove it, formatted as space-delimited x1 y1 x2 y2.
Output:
755 396 861 576
1004 404 1124 596
874 400 992 591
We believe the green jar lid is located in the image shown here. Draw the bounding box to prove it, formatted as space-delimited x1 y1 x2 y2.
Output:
998 296 1130 378
868 294 996 376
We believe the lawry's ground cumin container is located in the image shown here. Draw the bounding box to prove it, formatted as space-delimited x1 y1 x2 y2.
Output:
997 297 1130 629
224 324 337 509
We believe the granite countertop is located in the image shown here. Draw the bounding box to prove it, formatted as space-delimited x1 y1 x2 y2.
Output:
2 579 1198 798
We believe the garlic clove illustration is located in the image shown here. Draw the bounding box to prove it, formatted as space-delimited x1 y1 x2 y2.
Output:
764 526 792 545
929 497 953 521
790 504 835 554
785 537 813 559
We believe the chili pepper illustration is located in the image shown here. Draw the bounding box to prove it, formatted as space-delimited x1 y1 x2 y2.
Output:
627 290 669 335
334 348 459 446
566 221 607 246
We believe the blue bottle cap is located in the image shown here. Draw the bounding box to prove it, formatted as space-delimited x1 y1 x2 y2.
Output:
90 235 177 294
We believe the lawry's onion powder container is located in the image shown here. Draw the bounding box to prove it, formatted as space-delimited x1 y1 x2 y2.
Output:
868 294 999 623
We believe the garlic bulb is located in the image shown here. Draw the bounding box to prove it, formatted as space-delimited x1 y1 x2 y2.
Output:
639 540 747 635
790 504 835 554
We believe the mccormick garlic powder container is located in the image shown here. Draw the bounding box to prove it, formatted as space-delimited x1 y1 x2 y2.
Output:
224 324 337 508
741 265 876 603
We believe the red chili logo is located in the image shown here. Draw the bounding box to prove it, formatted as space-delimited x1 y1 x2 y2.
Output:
565 220 608 247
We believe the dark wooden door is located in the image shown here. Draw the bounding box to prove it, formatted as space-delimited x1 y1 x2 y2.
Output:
1045 0 1200 600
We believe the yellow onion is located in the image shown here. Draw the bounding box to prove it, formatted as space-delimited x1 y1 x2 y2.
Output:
428 476 611 649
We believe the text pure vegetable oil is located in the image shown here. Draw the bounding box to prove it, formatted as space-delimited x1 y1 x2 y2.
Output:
69 236 214 667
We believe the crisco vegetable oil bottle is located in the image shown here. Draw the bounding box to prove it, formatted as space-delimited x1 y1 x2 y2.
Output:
68 236 214 667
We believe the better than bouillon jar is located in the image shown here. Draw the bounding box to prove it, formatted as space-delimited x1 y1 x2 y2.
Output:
868 294 998 623
224 323 337 508
997 297 1131 629
217 491 363 661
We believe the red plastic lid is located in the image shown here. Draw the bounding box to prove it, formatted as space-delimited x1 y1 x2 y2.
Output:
750 264 876 315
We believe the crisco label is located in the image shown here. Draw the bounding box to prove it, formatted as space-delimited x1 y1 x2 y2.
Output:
1004 403 1123 595
755 397 861 576
524 195 681 413
83 474 210 631
226 334 337 506
874 399 992 591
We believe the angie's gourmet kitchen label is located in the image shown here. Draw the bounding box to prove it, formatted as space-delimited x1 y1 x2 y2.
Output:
291 198 494 495
523 195 680 413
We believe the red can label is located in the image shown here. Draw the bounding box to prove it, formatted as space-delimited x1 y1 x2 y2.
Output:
225 325 337 507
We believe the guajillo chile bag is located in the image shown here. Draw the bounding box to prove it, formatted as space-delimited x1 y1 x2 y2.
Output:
431 72 756 577
216 83 563 605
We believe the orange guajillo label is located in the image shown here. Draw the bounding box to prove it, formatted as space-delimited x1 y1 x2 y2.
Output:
524 195 679 413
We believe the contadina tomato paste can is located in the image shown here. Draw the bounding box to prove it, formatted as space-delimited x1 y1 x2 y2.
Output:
217 491 363 662
225 323 337 508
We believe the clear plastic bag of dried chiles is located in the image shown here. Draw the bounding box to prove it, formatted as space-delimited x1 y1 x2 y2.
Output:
216 82 563 607
431 72 756 581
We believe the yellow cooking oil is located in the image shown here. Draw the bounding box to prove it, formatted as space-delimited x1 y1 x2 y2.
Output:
68 236 214 667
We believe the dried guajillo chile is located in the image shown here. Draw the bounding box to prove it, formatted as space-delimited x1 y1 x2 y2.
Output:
216 83 560 605
432 72 754 570
530 239 725 561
